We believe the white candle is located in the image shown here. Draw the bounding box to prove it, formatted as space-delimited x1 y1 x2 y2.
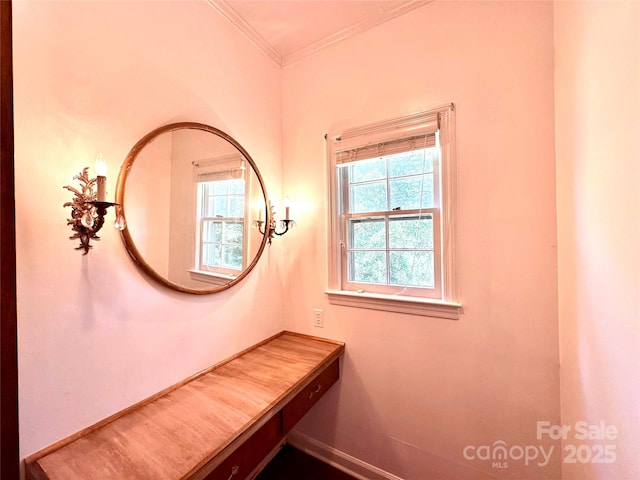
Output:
95 153 108 202
96 177 106 202
284 197 291 220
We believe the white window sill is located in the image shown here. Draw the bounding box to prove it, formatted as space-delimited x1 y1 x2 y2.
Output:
188 269 237 286
325 290 462 320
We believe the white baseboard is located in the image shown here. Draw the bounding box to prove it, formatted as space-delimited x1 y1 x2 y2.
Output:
286 431 404 480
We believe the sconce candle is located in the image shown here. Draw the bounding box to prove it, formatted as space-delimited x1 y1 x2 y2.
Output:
95 153 108 202
284 197 291 220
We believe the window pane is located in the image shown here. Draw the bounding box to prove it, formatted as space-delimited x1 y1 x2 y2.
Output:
213 197 228 216
203 221 222 243
228 196 244 217
388 149 434 177
350 219 386 249
202 244 221 267
348 251 387 284
228 179 244 194
223 245 243 269
389 217 434 249
223 222 243 244
389 174 433 209
205 196 215 217
350 158 386 183
213 181 228 195
389 251 434 287
350 181 387 213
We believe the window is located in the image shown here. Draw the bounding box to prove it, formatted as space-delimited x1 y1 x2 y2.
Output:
196 179 245 275
192 155 248 280
327 104 460 318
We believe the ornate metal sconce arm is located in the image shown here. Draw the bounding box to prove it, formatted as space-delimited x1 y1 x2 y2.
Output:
254 202 295 245
63 168 118 254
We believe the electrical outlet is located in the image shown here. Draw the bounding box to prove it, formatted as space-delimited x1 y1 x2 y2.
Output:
313 308 324 328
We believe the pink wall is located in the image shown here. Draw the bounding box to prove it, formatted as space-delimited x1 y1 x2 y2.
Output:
14 1 638 479
12 0 285 459
555 2 640 479
282 2 560 479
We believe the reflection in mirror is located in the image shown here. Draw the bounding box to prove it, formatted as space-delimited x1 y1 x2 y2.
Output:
116 123 269 294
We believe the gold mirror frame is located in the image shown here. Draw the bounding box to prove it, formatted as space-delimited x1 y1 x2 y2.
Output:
115 122 270 294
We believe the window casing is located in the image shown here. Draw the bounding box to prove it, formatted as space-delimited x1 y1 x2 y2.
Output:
327 104 459 316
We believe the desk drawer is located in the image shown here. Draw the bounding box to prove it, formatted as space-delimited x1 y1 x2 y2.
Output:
281 359 340 433
203 414 282 480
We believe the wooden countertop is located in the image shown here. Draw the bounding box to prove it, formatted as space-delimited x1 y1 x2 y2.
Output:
25 331 345 480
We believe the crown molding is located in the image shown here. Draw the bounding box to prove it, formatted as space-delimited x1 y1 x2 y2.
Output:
207 0 283 66
281 0 431 66
208 0 431 68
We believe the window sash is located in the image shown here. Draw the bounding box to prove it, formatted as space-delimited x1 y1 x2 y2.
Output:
199 217 244 274
341 209 442 298
339 145 441 213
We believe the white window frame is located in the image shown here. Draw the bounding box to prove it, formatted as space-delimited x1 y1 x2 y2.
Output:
190 155 249 283
196 180 247 275
326 104 461 319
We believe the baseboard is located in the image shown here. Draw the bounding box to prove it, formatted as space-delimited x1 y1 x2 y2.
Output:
286 431 404 480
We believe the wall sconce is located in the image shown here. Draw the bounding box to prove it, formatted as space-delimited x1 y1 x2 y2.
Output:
254 198 295 245
63 153 126 254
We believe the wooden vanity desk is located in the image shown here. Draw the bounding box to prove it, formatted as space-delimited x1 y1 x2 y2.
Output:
25 332 344 480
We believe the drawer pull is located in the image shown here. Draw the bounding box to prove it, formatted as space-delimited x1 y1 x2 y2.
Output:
308 384 322 399
227 465 239 479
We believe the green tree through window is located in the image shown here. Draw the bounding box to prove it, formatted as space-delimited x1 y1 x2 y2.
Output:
342 148 437 290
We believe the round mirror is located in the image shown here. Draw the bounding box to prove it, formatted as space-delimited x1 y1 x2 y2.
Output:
115 122 269 294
